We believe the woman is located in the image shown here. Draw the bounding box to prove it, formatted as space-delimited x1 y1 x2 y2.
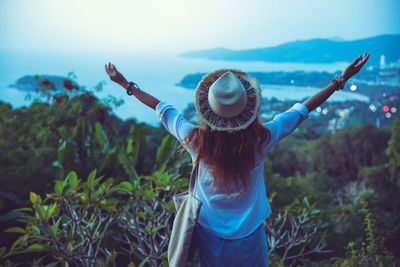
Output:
105 53 369 266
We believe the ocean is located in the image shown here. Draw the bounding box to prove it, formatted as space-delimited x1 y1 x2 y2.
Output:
0 50 362 125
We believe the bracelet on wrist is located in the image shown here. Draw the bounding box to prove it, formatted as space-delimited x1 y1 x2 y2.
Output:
331 75 345 91
126 82 140 95
319 75 346 90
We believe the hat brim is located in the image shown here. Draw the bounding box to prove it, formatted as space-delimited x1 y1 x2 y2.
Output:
194 69 262 132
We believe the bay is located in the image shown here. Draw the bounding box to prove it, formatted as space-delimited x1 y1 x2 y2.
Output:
261 84 369 102
0 50 360 125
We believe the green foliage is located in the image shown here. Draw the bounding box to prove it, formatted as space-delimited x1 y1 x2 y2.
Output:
386 116 400 187
304 124 390 184
264 123 400 261
2 168 332 266
268 137 308 177
326 200 400 267
0 78 163 203
0 76 170 256
265 196 330 266
1 168 188 266
2 75 400 265
156 134 178 167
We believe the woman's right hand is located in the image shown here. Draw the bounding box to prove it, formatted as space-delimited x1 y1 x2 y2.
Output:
341 53 370 81
105 62 128 88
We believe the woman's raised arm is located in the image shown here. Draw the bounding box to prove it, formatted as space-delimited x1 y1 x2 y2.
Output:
302 53 370 112
105 62 161 110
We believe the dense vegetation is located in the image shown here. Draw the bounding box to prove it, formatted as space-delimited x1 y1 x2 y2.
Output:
0 78 399 266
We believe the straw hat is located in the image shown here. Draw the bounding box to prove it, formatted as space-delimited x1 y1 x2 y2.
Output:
194 69 262 132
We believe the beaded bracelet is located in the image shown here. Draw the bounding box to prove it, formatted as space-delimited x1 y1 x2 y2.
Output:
331 75 345 91
320 75 346 90
126 82 140 95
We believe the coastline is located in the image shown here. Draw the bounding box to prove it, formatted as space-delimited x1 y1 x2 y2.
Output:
260 84 370 102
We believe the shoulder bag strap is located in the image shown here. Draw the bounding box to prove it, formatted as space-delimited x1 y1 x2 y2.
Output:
188 163 199 196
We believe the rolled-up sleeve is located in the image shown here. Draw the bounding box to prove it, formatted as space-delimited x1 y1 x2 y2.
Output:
262 103 309 154
156 102 196 143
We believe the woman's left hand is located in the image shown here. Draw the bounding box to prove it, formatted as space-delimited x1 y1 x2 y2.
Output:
341 53 370 81
105 62 128 88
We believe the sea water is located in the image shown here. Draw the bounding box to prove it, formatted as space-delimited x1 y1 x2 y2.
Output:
0 49 358 125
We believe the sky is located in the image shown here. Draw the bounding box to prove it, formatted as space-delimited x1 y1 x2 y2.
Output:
1 0 400 55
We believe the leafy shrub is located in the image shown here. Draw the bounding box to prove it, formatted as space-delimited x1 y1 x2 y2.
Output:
1 167 188 266
265 196 331 266
1 168 331 266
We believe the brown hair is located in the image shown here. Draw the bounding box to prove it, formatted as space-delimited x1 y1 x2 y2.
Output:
183 117 271 195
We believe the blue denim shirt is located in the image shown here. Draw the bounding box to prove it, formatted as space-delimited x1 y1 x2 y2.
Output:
156 102 309 239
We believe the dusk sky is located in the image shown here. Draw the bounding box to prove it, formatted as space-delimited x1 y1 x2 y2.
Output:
1 0 400 54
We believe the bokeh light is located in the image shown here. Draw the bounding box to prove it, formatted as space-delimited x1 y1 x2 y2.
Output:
385 112 392 118
391 107 397 113
350 84 357 91
383 105 390 112
322 109 328 115
369 104 376 112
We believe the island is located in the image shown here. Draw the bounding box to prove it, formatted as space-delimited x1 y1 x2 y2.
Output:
8 75 79 92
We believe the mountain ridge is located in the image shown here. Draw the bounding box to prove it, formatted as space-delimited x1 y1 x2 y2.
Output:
181 34 400 65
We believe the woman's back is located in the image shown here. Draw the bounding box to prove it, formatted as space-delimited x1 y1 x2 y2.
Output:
156 100 309 239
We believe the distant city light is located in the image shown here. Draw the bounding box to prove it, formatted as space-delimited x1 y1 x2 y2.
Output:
383 105 390 112
316 107 322 113
391 107 397 113
350 85 357 91
380 55 386 70
385 113 392 119
322 109 328 115
369 104 376 112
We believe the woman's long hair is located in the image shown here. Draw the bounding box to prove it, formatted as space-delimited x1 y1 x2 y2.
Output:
183 117 271 195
